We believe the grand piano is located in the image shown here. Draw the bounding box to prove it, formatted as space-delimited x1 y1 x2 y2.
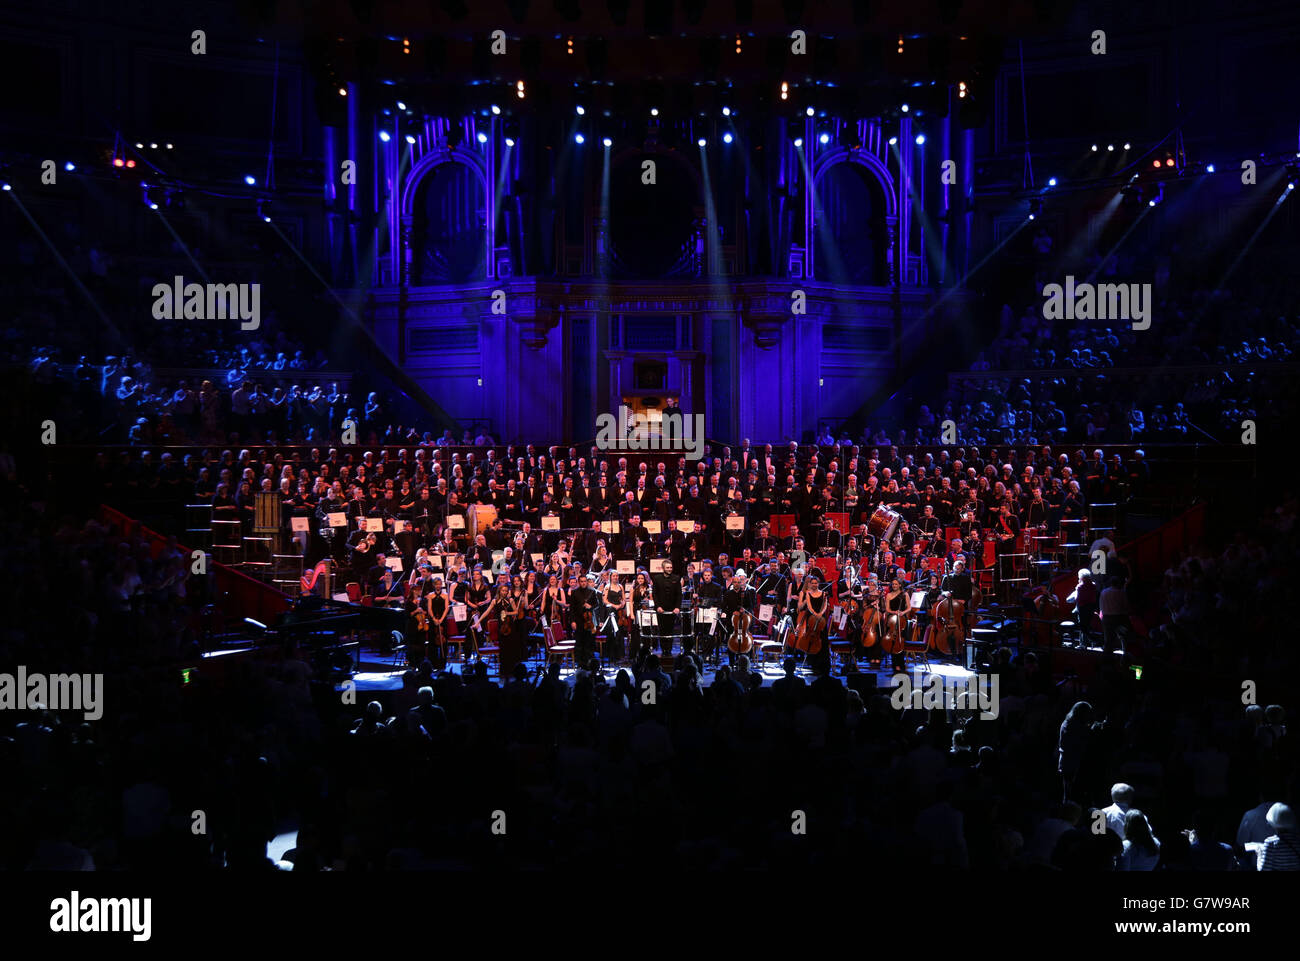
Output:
274 595 407 637
269 596 408 676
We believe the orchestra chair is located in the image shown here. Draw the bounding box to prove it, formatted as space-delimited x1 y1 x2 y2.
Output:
443 623 466 665
477 620 500 674
345 582 363 604
759 637 786 671
758 616 788 670
543 621 576 670
902 614 931 673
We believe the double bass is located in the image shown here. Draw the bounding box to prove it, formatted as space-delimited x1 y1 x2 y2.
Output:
925 593 966 657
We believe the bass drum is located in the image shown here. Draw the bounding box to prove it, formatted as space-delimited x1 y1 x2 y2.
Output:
866 505 902 545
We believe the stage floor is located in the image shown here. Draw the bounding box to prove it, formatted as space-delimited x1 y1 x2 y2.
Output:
343 640 977 692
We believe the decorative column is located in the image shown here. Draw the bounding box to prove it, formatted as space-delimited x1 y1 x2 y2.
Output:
400 217 414 286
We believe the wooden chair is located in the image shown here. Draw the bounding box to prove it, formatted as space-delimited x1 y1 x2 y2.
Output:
902 614 931 672
542 617 576 668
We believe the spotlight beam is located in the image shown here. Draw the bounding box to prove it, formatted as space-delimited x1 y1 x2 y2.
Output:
2 189 118 333
265 220 460 434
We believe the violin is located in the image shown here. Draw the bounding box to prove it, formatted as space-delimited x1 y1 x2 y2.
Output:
500 593 518 638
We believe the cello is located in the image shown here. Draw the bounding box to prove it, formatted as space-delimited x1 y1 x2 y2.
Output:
727 574 755 656
793 581 828 657
859 592 881 660
879 581 909 657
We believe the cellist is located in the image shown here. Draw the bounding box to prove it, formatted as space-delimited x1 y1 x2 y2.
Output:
883 576 910 673
796 570 831 674
721 569 756 669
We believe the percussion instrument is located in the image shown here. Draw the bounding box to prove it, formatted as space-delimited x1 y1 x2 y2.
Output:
467 503 499 540
866 505 902 545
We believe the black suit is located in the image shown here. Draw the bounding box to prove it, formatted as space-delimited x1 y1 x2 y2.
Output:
652 572 683 655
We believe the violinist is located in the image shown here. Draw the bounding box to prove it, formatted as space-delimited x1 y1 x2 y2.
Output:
601 572 629 663
541 573 568 647
570 572 599 665
631 570 654 661
463 567 492 660
423 575 450 667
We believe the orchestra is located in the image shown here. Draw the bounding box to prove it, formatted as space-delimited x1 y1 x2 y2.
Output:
288 442 1089 674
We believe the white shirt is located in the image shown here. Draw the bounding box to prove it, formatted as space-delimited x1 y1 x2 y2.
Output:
1119 838 1161 871
1101 802 1129 838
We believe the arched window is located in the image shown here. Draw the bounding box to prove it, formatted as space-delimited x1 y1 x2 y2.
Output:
608 153 699 278
413 162 486 284
814 161 890 285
